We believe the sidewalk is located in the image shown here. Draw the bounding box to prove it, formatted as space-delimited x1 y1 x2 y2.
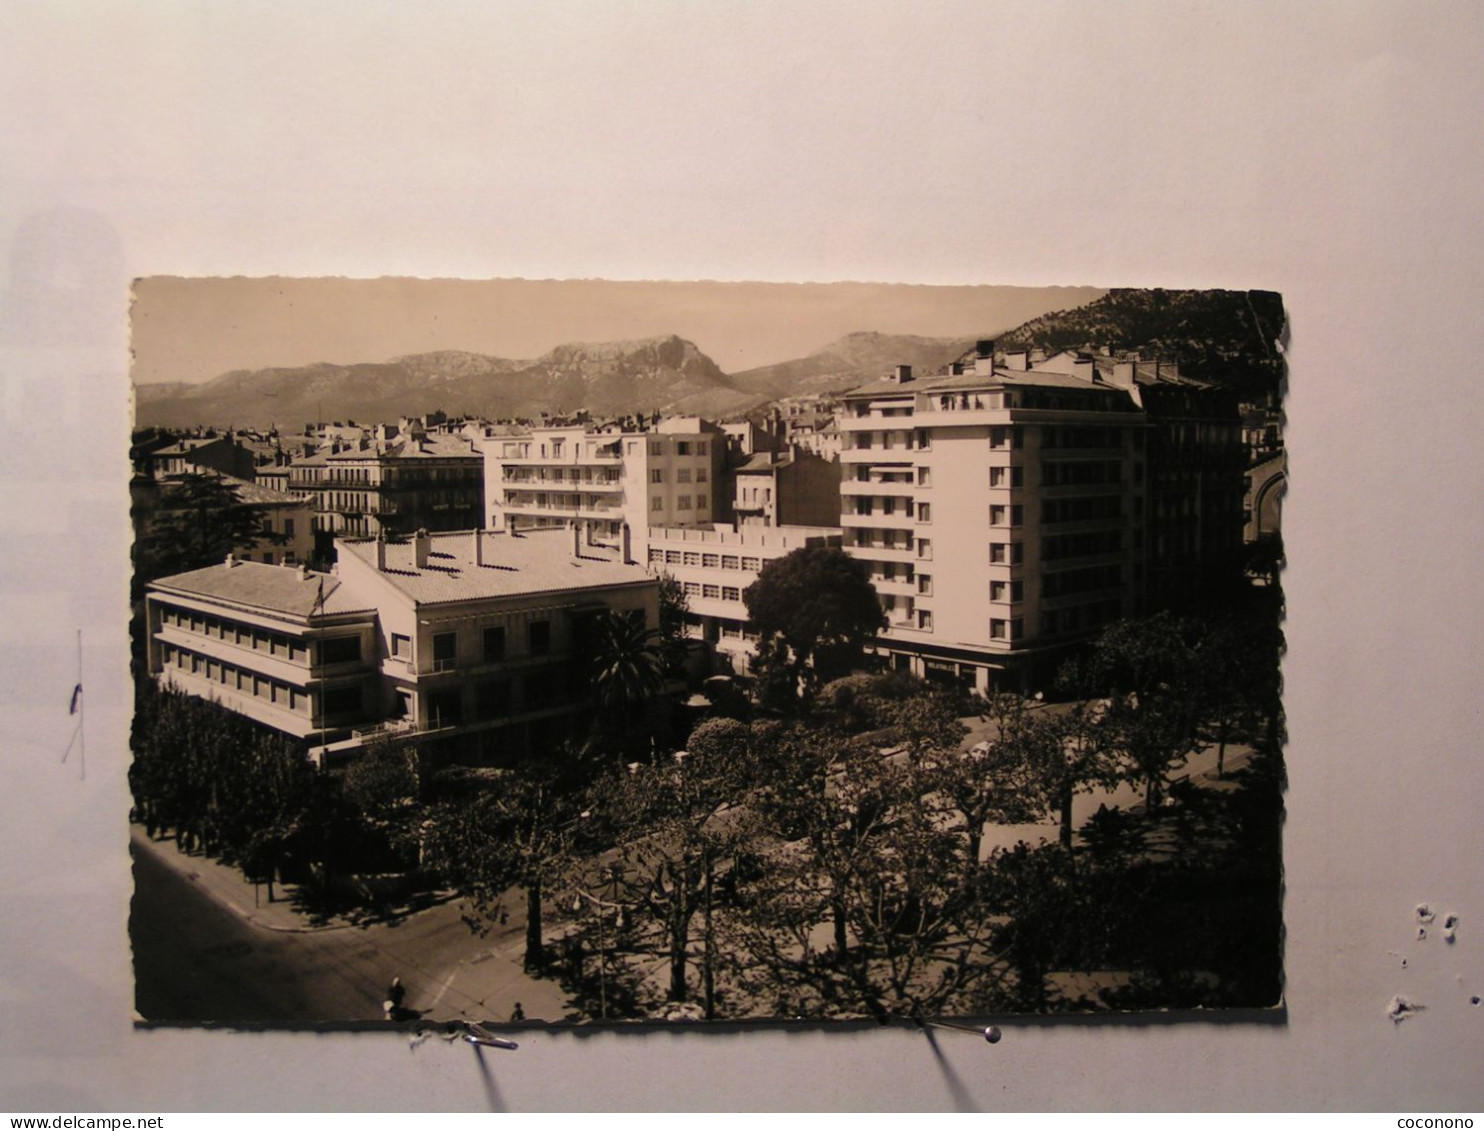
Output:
131 824 357 933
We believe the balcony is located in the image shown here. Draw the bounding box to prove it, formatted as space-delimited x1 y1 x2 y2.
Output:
840 477 916 497
840 511 915 531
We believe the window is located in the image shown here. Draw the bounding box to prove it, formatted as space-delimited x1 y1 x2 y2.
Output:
323 685 361 715
722 555 740 569
918 574 932 595
483 625 506 661
432 631 457 671
722 585 741 601
991 505 1007 525
684 581 701 596
649 442 663 456
741 556 761 571
917 538 933 560
676 441 691 455
990 618 1008 640
917 467 932 487
917 502 931 523
391 633 410 658
649 547 665 563
528 620 551 655
990 466 1023 488
696 494 708 509
651 469 664 484
918 610 933 631
426 688 462 727
696 468 708 483
321 635 361 665
475 679 511 720
677 496 693 510
702 553 720 567
284 518 295 537
915 429 932 451
676 469 691 484
703 584 720 598
652 496 664 511
697 442 708 455
683 551 701 566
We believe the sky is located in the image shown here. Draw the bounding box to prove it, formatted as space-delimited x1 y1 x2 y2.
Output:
130 278 1107 386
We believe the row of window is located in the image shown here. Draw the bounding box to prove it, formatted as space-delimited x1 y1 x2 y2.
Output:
649 494 709 511
391 621 552 670
650 468 709 484
160 644 356 714
649 548 766 571
158 608 316 663
1043 564 1124 599
680 581 743 602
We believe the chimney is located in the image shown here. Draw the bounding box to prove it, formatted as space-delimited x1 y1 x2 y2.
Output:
413 528 430 569
375 529 387 571
948 361 963 376
225 553 238 568
1110 360 1137 387
297 562 309 579
473 529 484 567
975 339 995 359
570 520 581 559
620 522 634 565
1005 350 1030 371
893 364 913 384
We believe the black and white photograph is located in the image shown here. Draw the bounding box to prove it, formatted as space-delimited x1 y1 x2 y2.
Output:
128 278 1286 1026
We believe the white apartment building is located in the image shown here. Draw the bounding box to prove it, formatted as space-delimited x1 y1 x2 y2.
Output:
645 523 844 673
477 420 724 548
839 354 1153 692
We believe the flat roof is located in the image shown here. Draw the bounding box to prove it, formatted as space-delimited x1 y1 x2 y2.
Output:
338 528 653 605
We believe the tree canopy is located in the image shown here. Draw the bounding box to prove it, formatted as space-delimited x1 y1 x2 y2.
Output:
743 546 886 699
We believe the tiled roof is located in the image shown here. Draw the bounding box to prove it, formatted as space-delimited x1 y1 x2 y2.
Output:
324 436 479 462
217 472 307 507
150 562 371 618
338 528 652 605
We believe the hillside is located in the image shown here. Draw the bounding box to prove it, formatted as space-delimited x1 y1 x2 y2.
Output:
730 331 986 400
133 335 741 429
993 289 1286 398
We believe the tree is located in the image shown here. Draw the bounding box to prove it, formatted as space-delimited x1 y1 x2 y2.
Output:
423 752 580 973
926 694 1065 872
733 731 1008 1019
655 572 691 678
578 745 757 1016
576 609 669 757
1078 613 1207 809
341 737 425 864
743 546 886 703
135 472 287 586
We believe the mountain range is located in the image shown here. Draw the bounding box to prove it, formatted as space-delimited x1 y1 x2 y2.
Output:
133 331 987 430
133 289 1286 430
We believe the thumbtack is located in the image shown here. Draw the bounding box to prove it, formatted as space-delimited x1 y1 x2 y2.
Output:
461 1020 519 1050
916 1017 1003 1043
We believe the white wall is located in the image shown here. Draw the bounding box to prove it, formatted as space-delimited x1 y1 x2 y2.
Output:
2 1 1482 1113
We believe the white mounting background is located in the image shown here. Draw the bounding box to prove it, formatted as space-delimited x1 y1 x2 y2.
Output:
1 1 1481 1112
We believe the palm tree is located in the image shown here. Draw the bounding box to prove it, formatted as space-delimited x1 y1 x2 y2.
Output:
584 610 667 752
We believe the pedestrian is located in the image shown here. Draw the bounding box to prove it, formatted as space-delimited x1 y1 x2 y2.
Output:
510 1002 525 1023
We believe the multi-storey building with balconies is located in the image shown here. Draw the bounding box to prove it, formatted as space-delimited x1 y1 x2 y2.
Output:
477 418 724 552
838 347 1242 692
284 430 484 559
145 526 659 768
145 559 382 745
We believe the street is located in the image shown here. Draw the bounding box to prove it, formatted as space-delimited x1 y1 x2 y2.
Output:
131 833 569 1025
